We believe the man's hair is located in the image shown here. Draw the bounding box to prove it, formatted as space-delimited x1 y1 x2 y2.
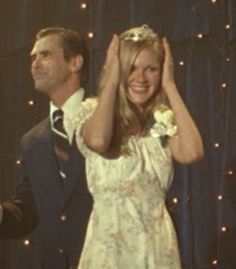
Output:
36 27 89 87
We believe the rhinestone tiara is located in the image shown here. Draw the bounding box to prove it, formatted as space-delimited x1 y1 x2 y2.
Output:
121 24 158 42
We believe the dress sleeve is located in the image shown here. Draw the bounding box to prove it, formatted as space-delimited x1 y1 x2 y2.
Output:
75 98 98 157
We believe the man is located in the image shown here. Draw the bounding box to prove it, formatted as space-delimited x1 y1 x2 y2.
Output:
0 27 92 269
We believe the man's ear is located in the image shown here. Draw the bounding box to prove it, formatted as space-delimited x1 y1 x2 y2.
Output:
71 54 83 73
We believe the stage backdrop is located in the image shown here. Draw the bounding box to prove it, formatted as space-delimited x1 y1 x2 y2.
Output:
0 1 236 269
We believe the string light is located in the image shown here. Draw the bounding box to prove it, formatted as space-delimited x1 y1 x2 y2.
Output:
28 100 34 106
196 33 204 39
221 226 227 232
172 197 178 204
80 2 87 9
221 83 227 89
16 159 21 165
214 142 220 148
226 170 234 176
212 259 218 265
87 31 94 39
23 239 31 246
180 1 232 267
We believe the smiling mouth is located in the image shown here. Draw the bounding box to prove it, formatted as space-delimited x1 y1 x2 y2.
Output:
131 87 148 94
130 85 147 92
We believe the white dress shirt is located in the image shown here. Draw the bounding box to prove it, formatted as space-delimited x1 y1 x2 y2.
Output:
50 88 85 144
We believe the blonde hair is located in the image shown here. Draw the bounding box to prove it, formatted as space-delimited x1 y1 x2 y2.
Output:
98 25 166 155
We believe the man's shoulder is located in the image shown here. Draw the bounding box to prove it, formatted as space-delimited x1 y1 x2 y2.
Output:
21 117 49 145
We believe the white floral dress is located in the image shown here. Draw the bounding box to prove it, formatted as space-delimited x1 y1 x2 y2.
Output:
75 98 181 269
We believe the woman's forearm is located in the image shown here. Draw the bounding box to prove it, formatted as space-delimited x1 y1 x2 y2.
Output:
82 35 120 153
166 83 204 163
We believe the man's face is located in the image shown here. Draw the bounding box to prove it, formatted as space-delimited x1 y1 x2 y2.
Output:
30 35 72 95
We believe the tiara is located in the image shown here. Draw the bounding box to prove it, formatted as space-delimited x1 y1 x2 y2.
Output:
121 24 158 42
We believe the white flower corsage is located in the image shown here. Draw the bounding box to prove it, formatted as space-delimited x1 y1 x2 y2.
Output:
150 109 177 138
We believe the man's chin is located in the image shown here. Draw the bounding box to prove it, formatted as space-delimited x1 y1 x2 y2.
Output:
34 84 46 92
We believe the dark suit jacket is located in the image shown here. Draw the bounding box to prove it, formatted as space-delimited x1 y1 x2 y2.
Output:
1 118 92 269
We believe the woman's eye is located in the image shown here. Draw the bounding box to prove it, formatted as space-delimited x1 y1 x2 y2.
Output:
151 65 161 72
147 66 157 72
146 67 156 72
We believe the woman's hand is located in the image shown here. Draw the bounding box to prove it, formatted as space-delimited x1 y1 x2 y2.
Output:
100 34 120 89
161 38 176 92
82 35 120 154
161 38 204 164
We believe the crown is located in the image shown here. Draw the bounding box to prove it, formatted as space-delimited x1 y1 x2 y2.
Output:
121 24 158 42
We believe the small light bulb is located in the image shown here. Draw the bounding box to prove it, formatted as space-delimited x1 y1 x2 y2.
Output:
173 197 178 204
221 83 227 88
197 33 203 39
212 259 218 265
221 226 227 232
23 239 31 246
16 159 21 165
179 61 184 66
87 32 94 39
225 24 231 30
214 142 220 148
218 195 223 201
28 100 34 106
80 3 87 9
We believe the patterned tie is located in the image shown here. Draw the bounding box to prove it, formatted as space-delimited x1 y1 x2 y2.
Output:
52 109 70 179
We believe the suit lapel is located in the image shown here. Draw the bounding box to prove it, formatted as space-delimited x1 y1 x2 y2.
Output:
63 136 85 207
30 119 66 209
32 119 86 210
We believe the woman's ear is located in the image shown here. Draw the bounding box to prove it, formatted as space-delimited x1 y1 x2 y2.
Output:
71 54 84 73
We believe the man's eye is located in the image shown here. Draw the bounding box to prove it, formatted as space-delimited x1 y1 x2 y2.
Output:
42 52 50 58
130 65 136 72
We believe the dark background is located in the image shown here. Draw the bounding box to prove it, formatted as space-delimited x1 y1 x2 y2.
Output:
1 0 236 268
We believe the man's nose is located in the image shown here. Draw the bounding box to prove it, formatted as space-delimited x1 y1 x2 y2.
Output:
31 56 41 69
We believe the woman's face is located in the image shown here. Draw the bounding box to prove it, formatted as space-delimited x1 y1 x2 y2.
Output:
127 47 162 111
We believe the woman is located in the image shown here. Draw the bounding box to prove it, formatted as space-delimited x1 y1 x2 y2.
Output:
76 25 204 269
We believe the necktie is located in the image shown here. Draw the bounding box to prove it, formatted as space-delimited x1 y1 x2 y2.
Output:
52 109 70 179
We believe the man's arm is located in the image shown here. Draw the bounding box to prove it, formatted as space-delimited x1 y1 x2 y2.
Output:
0 132 40 239
0 150 39 239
